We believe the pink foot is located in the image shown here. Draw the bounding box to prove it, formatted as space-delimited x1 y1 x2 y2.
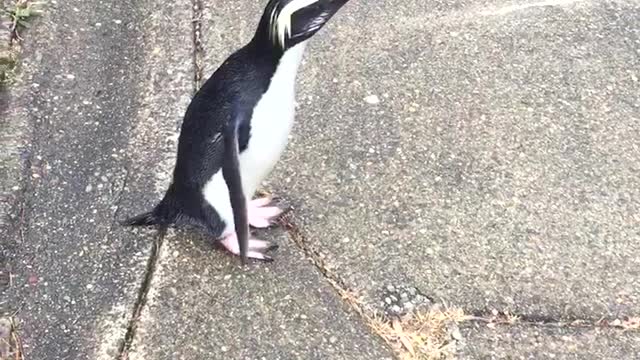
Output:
248 197 284 228
219 232 278 262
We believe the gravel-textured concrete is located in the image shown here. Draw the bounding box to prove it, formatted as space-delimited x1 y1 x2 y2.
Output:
264 0 640 320
459 322 640 359
3 0 639 358
1 0 193 358
128 230 393 360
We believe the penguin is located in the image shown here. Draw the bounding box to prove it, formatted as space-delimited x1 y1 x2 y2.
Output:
122 0 350 264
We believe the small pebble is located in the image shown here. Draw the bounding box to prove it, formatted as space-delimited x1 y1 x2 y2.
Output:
449 324 463 341
364 95 380 104
329 336 337 344
85 184 93 192
386 285 395 292
400 292 409 301
220 346 228 352
409 287 417 296
384 297 392 305
390 305 402 314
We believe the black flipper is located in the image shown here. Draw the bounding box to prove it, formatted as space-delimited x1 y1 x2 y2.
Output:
222 110 249 265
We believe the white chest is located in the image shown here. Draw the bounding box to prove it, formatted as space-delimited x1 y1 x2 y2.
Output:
238 41 308 195
203 41 308 234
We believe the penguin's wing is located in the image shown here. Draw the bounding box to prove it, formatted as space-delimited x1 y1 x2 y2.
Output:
221 109 250 264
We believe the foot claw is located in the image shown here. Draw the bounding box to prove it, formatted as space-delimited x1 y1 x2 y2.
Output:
247 239 273 251
245 251 273 262
250 196 273 207
219 233 278 262
248 197 285 228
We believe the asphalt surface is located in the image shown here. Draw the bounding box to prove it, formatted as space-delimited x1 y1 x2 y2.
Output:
1 0 192 358
1 0 639 358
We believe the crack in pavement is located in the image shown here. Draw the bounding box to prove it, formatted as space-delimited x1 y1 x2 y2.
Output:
278 211 640 335
117 229 166 360
109 166 130 226
467 311 640 331
276 211 390 327
191 0 204 91
116 1 203 357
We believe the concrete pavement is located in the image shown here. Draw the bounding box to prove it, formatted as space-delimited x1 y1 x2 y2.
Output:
1 0 638 359
1 0 193 358
459 322 640 359
271 0 640 319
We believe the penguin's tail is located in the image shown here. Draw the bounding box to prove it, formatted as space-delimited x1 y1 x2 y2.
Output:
121 211 159 226
120 193 178 228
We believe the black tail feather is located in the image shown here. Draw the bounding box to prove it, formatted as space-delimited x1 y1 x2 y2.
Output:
120 211 159 227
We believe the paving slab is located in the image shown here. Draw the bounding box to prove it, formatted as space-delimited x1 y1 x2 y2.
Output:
128 230 393 360
458 322 640 359
0 0 194 358
263 0 640 320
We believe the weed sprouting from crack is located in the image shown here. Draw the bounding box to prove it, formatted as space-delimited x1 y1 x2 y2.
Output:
326 281 469 360
0 317 23 360
1 1 44 85
370 307 469 360
6 0 44 41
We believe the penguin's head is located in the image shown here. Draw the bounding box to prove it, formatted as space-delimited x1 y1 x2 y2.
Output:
260 0 350 50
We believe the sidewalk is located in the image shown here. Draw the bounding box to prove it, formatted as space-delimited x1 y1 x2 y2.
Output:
1 0 638 359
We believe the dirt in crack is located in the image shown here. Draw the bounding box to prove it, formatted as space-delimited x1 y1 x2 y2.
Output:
277 210 468 359
117 229 166 360
190 0 204 91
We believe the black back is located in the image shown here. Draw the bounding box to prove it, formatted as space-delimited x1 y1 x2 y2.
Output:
173 44 280 189
155 40 281 234
122 0 351 235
